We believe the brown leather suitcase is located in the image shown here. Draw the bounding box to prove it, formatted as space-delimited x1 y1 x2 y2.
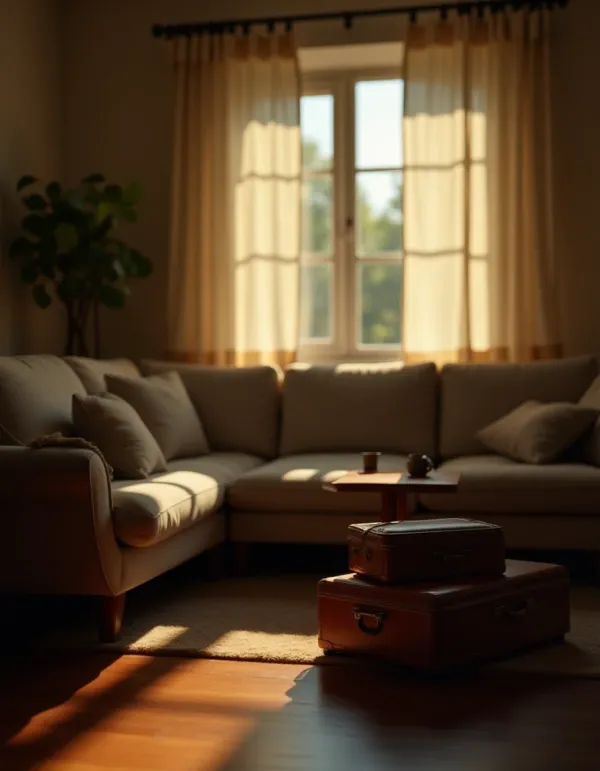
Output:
318 560 570 671
348 518 506 583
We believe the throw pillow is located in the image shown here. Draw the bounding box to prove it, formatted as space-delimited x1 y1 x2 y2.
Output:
65 356 141 394
477 400 597 464
579 375 600 466
105 371 210 460
73 393 167 479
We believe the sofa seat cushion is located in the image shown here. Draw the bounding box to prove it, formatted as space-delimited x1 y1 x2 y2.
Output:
112 453 263 547
0 355 86 445
228 453 409 514
419 455 600 515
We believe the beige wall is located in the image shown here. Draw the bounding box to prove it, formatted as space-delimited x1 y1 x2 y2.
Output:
58 0 600 360
0 0 63 355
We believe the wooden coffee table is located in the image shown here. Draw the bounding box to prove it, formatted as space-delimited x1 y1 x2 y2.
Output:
324 470 460 522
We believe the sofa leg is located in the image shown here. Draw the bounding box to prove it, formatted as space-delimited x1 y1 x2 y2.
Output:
232 543 251 576
98 594 126 643
205 544 226 580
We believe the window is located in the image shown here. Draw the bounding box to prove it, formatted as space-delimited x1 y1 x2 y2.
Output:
300 70 404 360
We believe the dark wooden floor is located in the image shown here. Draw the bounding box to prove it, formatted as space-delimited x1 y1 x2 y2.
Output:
2 653 600 771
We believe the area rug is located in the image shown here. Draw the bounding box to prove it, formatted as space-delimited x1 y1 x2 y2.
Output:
41 574 600 677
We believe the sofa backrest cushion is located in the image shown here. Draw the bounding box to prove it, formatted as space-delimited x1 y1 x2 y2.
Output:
65 357 140 394
280 362 438 456
0 355 87 445
440 355 598 459
141 360 281 458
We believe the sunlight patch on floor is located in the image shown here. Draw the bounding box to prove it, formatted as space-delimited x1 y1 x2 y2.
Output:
130 625 189 648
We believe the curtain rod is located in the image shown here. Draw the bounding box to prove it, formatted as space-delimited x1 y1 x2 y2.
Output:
152 0 569 39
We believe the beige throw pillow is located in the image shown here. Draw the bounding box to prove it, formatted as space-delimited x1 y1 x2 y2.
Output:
65 356 141 394
73 393 167 479
477 400 597 464
106 371 210 460
579 375 600 465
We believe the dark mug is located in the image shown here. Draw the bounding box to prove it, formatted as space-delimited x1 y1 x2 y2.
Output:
362 451 381 474
407 453 434 478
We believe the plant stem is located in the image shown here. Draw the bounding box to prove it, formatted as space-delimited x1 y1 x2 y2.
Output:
93 301 101 358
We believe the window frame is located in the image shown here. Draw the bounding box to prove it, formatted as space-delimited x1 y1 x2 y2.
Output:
300 66 404 364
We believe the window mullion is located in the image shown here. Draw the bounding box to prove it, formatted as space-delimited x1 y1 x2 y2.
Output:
333 75 348 358
345 73 357 356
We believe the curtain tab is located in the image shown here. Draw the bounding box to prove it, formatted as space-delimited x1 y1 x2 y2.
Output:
434 20 455 46
406 22 428 49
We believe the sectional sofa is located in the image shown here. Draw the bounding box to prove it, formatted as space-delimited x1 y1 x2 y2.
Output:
0 353 599 641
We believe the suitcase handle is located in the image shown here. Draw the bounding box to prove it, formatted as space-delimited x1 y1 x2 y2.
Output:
432 549 473 561
493 597 534 620
353 607 387 636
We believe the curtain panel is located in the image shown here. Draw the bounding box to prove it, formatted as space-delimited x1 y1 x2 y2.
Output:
167 32 301 366
402 9 561 364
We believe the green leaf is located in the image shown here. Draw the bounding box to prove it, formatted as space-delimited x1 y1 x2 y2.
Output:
123 183 143 205
119 206 137 223
9 237 35 260
64 191 86 210
21 261 39 284
99 284 126 309
81 173 105 185
96 201 116 225
111 259 126 279
23 194 47 211
23 214 46 238
17 175 38 192
130 250 152 278
57 281 73 304
83 185 101 205
46 182 62 201
39 258 55 280
104 184 123 203
55 223 78 252
32 284 51 309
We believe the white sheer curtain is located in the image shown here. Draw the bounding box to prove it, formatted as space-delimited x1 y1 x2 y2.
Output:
167 32 301 366
402 9 561 364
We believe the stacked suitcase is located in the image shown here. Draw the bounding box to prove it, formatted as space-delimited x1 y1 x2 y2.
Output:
317 519 571 671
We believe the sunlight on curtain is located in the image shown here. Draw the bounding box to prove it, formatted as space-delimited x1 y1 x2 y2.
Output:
402 10 561 364
167 33 301 366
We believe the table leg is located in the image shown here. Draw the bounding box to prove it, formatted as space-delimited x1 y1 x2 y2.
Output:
381 491 408 523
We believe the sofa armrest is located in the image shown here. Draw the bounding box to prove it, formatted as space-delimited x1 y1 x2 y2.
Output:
0 447 122 596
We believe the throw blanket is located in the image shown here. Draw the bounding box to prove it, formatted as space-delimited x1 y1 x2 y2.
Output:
29 432 114 481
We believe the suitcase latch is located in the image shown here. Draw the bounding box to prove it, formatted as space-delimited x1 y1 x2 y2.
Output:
353 607 387 636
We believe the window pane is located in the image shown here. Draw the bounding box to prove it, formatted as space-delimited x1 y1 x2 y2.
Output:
300 264 332 341
356 171 403 256
301 94 334 171
356 79 403 169
359 263 403 346
302 176 333 255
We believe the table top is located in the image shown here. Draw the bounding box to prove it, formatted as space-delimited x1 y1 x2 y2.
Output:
324 470 460 494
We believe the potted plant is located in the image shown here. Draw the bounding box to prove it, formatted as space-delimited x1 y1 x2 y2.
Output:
9 174 153 357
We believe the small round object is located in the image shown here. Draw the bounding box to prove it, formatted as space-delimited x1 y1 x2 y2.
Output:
407 453 434 478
